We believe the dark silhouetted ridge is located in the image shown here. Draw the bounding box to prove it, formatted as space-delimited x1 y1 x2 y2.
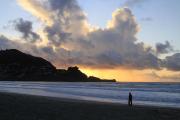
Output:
0 49 116 82
0 49 55 68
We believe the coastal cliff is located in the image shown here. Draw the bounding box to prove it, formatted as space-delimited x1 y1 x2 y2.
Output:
0 49 116 82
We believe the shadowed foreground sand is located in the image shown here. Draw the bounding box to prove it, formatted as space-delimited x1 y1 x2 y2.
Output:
0 92 180 120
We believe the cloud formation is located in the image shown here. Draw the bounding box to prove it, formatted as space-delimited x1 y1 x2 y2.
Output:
17 0 52 25
141 17 153 22
156 41 173 54
13 18 40 42
18 0 91 46
0 0 178 72
84 8 160 69
123 0 147 8
163 53 180 71
0 35 70 67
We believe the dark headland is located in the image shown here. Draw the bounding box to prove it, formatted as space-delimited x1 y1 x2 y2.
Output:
0 49 116 82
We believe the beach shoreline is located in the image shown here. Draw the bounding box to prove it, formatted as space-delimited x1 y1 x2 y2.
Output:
0 92 180 120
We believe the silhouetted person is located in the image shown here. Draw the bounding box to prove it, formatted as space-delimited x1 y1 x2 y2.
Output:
128 92 133 106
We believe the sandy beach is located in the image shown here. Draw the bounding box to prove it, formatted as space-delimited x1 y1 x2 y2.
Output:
0 92 180 120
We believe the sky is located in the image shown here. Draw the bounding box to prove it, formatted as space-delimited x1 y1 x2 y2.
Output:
0 0 180 82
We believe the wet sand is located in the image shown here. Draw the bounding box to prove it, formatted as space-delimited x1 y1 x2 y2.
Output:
0 92 180 120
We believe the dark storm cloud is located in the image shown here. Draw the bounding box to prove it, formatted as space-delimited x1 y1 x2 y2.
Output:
156 41 173 54
38 0 89 47
90 50 161 69
49 0 80 11
14 18 40 42
47 0 86 22
163 53 180 71
44 22 72 46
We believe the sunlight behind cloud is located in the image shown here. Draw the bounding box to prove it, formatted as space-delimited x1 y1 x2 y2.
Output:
0 0 178 82
17 0 53 25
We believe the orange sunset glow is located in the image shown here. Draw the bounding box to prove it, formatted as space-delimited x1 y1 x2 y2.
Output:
81 68 180 82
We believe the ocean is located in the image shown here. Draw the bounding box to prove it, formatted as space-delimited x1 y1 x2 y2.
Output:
0 81 180 108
